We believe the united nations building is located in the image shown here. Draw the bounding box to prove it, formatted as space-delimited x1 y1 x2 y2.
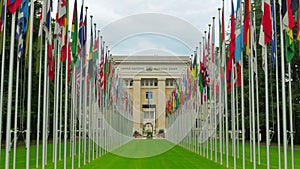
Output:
112 56 190 135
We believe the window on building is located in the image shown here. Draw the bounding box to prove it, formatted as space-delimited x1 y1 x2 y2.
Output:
145 80 149 86
154 80 158 86
170 80 173 86
165 80 169 86
150 80 153 86
129 80 133 86
141 80 144 86
144 111 154 119
146 91 153 99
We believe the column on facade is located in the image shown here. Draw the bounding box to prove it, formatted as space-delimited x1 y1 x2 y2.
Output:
157 78 166 132
132 78 141 133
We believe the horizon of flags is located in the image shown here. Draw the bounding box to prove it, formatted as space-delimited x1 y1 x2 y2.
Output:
167 0 299 169
0 1 133 169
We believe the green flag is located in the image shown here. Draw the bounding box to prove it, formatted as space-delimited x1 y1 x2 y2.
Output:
71 0 78 65
285 29 294 62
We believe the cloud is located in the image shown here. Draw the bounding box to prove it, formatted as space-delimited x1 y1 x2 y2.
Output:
63 0 235 55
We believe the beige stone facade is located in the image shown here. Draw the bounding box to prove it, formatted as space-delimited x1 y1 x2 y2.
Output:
112 56 190 134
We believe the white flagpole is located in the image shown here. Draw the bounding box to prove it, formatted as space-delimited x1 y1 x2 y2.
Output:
5 12 16 169
42 27 49 169
231 61 236 169
251 19 257 169
248 42 253 163
26 1 35 168
272 0 280 167
54 39 61 169
71 66 74 169
252 7 261 165
263 44 270 169
288 62 294 169
224 58 229 168
13 56 21 169
64 31 70 169
84 7 89 165
59 61 63 161
36 4 45 167
0 0 7 160
78 49 83 168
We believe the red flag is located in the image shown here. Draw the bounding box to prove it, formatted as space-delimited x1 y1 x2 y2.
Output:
7 0 22 14
227 0 235 92
48 42 55 81
261 0 272 45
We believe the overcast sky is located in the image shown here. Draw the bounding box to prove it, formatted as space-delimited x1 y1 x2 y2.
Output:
58 0 234 56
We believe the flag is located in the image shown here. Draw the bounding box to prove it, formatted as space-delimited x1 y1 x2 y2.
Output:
251 13 258 76
221 0 225 82
7 0 22 14
0 1 4 54
259 0 272 45
271 1 277 66
281 0 295 62
16 0 28 59
71 0 78 64
244 0 250 56
259 0 272 71
211 17 215 64
78 2 84 58
234 0 243 63
45 0 52 36
297 6 300 40
88 16 94 79
227 0 235 92
48 41 55 81
36 5 45 74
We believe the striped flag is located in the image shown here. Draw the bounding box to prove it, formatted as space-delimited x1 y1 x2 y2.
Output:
234 0 243 63
281 0 296 62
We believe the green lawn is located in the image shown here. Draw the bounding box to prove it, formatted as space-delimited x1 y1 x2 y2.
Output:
0 139 299 168
81 139 226 169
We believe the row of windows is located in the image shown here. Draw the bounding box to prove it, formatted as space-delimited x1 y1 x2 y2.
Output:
141 79 158 86
165 79 175 86
124 80 133 86
125 79 175 87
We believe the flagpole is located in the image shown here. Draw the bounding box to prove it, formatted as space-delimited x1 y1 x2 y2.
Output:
264 44 270 169
83 6 88 165
224 59 229 168
231 61 236 169
42 25 49 169
13 55 21 169
250 15 257 169
217 7 222 162
252 6 261 166
288 61 294 169
64 31 70 169
78 46 82 168
270 1 280 167
59 61 63 161
0 0 7 160
71 65 75 169
36 4 45 167
5 12 16 169
25 1 35 168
